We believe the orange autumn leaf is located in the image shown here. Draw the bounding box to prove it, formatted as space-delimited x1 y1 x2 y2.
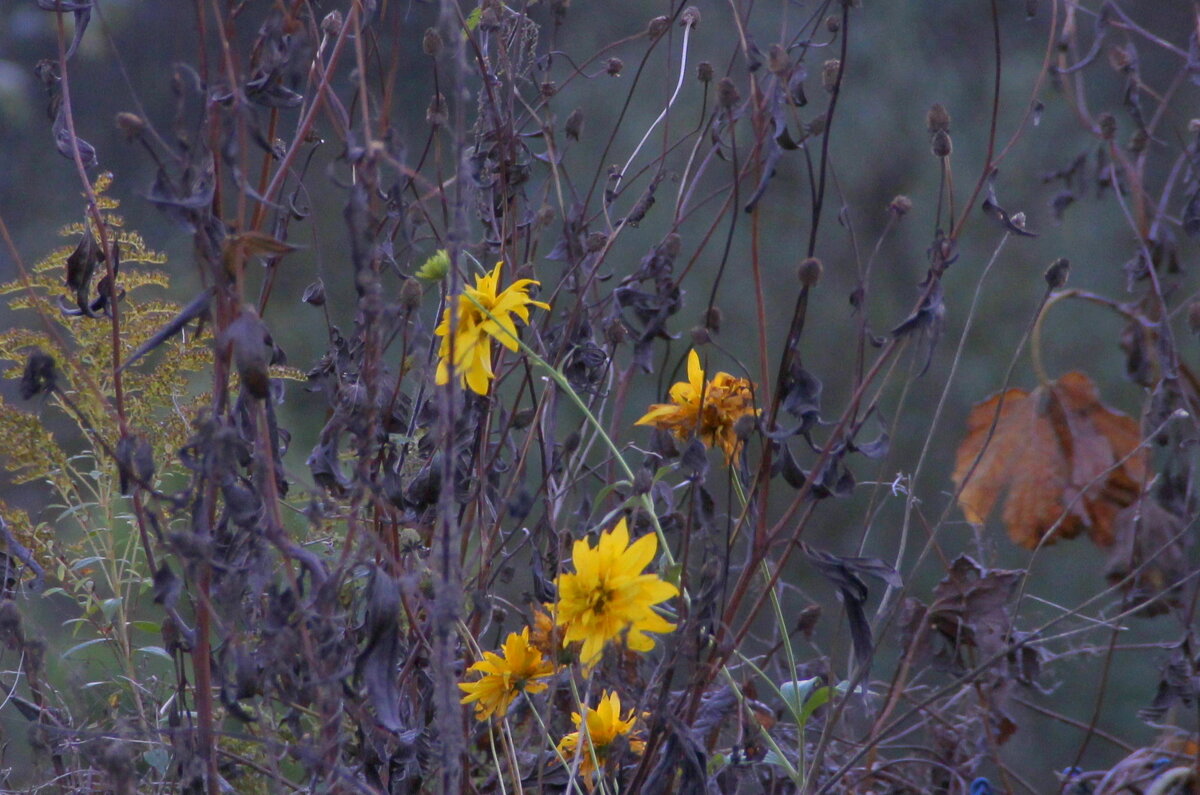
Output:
952 371 1145 548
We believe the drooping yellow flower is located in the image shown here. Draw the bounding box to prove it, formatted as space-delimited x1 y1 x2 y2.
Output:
556 690 645 782
458 627 554 721
553 518 678 671
435 261 549 395
635 349 759 462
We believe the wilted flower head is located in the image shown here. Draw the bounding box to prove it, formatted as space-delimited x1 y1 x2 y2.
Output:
556 690 645 781
458 627 554 721
435 261 549 395
553 518 678 673
635 349 759 462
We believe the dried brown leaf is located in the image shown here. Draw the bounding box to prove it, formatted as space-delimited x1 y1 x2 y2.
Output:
952 371 1145 548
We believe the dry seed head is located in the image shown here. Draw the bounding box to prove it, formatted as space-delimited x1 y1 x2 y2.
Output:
647 15 670 38
704 306 723 332
422 27 442 56
888 195 913 217
931 129 952 158
825 14 841 32
322 10 344 37
540 81 557 98
115 112 145 140
536 205 556 226
680 6 701 28
798 257 823 287
1044 258 1070 289
926 103 951 134
585 231 608 253
717 77 740 109
565 107 583 141
1128 128 1148 154
1098 112 1117 140
606 57 624 77
690 326 711 346
697 61 714 83
426 93 447 127
768 44 790 75
807 114 827 137
822 59 841 92
661 232 682 260
400 278 423 311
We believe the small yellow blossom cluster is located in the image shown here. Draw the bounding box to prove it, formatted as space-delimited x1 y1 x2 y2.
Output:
557 690 645 780
552 518 678 672
458 520 676 784
434 260 549 395
635 349 760 462
458 626 554 721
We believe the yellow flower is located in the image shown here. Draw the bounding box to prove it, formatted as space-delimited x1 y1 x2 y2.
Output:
458 627 554 721
556 690 645 782
434 261 549 395
635 349 759 462
553 518 678 671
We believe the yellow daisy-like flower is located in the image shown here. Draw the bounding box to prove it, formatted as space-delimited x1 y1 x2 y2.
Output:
434 261 549 395
635 349 759 462
458 627 554 721
553 518 678 672
556 690 645 782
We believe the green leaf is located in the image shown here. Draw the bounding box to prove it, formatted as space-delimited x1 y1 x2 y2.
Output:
62 638 108 659
100 596 123 622
464 7 483 32
135 646 173 662
131 621 160 634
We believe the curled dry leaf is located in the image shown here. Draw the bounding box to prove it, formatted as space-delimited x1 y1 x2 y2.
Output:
952 371 1145 548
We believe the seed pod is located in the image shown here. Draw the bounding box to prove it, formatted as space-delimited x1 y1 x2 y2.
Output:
888 195 913 217
320 11 343 37
927 103 951 134
426 93 446 127
400 278 423 311
703 305 723 332
540 81 557 98
717 77 740 109
690 326 711 346
768 44 790 75
115 112 145 140
697 61 713 83
680 6 701 28
931 129 953 157
565 107 583 141
1044 258 1070 289
1098 112 1117 140
798 257 823 288
421 27 442 56
825 14 841 32
585 231 608 253
822 59 841 92
647 15 670 38
606 57 624 77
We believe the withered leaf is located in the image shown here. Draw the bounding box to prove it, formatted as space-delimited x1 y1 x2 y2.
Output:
20 350 57 400
801 542 900 671
118 288 212 373
1105 494 1187 616
952 371 1145 548
355 568 405 732
64 229 104 315
223 306 272 400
